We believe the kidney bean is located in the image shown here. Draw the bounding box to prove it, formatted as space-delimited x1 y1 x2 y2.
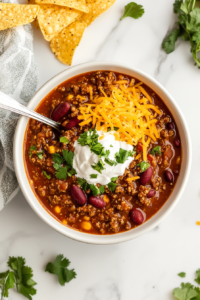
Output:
89 196 106 208
140 166 153 185
130 208 145 225
51 102 70 121
164 170 173 182
174 139 180 148
64 117 80 130
147 189 156 198
167 122 174 130
71 185 86 206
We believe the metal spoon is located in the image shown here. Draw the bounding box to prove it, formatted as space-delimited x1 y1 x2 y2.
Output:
0 90 60 132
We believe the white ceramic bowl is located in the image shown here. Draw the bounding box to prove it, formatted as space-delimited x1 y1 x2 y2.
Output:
13 62 192 244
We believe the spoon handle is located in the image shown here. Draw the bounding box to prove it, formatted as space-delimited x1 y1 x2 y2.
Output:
0 91 60 131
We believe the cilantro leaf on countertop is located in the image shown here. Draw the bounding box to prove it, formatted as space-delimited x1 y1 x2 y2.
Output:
42 171 51 179
60 137 69 144
137 161 150 172
121 2 145 20
62 150 74 167
195 269 200 285
91 159 105 174
7 256 37 300
107 182 117 192
178 272 186 278
115 148 134 164
90 174 98 179
0 270 15 299
162 28 181 54
55 167 69 180
151 146 162 155
173 282 198 300
45 255 76 286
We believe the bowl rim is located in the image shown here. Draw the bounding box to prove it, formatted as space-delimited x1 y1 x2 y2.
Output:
13 61 192 244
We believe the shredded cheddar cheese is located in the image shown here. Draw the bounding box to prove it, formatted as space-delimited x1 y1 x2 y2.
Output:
78 83 162 161
126 176 140 181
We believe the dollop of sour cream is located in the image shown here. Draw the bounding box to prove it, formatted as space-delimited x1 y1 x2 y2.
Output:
73 131 134 185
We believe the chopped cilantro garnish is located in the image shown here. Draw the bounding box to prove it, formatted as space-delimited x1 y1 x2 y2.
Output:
77 129 99 147
67 168 77 177
52 153 64 165
151 146 161 155
89 184 100 196
55 167 69 180
178 272 186 278
121 2 145 21
99 185 105 194
42 170 51 179
90 174 98 179
36 151 43 160
107 182 117 192
45 254 76 286
62 150 74 167
77 178 90 191
137 161 150 172
115 148 134 164
105 158 117 166
91 159 105 174
99 149 110 159
29 145 37 158
111 177 118 182
60 137 69 144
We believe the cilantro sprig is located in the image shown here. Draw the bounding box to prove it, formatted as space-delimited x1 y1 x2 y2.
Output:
137 161 150 172
121 2 145 20
162 0 200 68
151 146 161 155
52 151 75 180
0 256 37 300
115 148 135 164
107 182 118 192
45 255 76 286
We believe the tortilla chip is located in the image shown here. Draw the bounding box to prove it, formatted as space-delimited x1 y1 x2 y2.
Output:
79 0 115 26
50 21 86 65
27 0 40 28
37 4 83 41
35 0 89 13
0 4 39 30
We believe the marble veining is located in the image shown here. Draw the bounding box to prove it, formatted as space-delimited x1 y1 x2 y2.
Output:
0 0 199 299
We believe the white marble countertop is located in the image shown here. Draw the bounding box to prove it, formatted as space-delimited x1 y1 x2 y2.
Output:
1 0 200 299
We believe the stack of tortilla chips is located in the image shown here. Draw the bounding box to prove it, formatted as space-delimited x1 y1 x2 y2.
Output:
0 0 115 65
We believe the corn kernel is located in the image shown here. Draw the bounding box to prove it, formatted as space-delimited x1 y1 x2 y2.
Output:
176 156 181 165
81 222 92 231
48 146 55 154
67 94 74 100
55 206 61 214
62 219 67 225
83 216 90 221
104 195 110 203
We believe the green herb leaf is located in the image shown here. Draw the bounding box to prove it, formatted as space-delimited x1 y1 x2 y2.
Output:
174 0 183 13
195 269 200 285
89 184 100 196
52 153 64 165
162 28 181 54
77 129 99 147
7 256 37 300
115 148 134 164
45 254 76 286
178 272 186 278
90 174 98 179
42 171 51 179
111 177 118 182
173 282 198 300
99 185 105 194
36 151 43 160
77 178 90 191
67 168 77 177
151 146 162 155
91 159 105 174
62 150 74 167
60 137 69 144
0 270 15 299
121 2 145 20
30 145 37 151
107 182 117 192
105 158 117 166
99 149 110 159
110 145 113 147
91 143 104 156
55 167 69 180
137 161 150 172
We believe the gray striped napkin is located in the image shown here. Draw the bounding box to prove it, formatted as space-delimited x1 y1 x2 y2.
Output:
0 0 38 210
